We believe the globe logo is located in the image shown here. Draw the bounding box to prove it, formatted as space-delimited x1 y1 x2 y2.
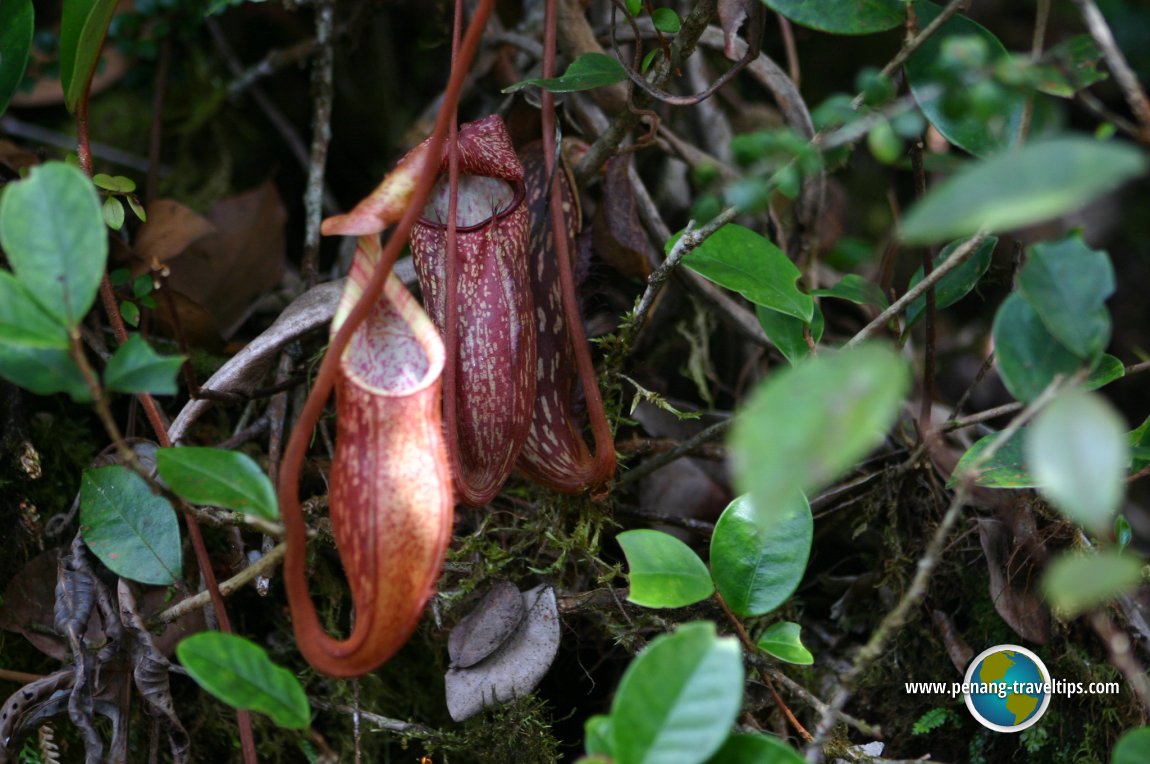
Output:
964 644 1051 732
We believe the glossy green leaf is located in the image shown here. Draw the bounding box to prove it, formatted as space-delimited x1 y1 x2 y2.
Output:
611 622 743 764
1085 354 1125 391
949 428 1035 488
92 173 136 193
1113 727 1150 764
763 0 903 35
102 196 125 230
756 303 824 366
157 447 279 521
992 293 1082 403
59 0 118 112
0 162 107 329
103 335 184 395
679 224 813 321
730 343 909 517
710 494 812 617
1041 550 1142 617
812 274 888 309
1026 389 1129 531
0 0 34 117
905 1 1024 157
1131 415 1150 473
900 137 1147 245
625 0 641 15
1033 35 1106 98
503 52 627 94
177 632 310 729
0 272 88 399
756 622 813 665
80 465 181 585
703 734 805 764
1019 234 1114 359
652 7 681 33
904 236 997 328
618 529 714 608
585 714 614 757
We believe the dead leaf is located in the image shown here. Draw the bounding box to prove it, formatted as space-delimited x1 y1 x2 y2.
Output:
133 200 218 266
0 550 98 661
444 585 560 722
164 181 287 337
0 140 39 175
717 0 755 60
592 156 651 279
448 581 526 669
977 517 1051 644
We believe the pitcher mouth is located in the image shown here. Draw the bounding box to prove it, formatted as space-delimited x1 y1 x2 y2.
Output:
418 177 526 233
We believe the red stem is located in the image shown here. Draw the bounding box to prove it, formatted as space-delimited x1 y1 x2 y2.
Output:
277 0 496 673
541 0 616 491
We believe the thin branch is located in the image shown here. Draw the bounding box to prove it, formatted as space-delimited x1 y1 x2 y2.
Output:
1017 0 1052 144
150 543 287 626
616 417 732 488
1071 0 1150 141
845 233 988 349
301 0 336 288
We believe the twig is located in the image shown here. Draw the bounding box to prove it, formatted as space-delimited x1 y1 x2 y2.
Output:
0 116 160 174
616 417 732 488
1017 0 1052 144
150 543 287 626
778 15 800 86
0 668 46 684
804 378 1068 761
227 37 319 98
301 0 336 288
624 205 740 346
1071 0 1150 142
1089 611 1150 712
850 0 969 111
845 233 988 349
146 35 172 201
317 703 448 741
943 401 1023 431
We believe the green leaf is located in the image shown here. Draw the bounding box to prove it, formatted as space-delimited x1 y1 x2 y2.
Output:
177 632 310 729
58 0 118 112
0 0 34 117
92 173 136 193
651 7 681 33
899 136 1148 244
730 343 909 518
103 334 184 395
1033 35 1106 98
992 293 1082 403
678 224 813 321
80 465 181 585
503 52 627 94
625 0 642 15
904 236 997 328
710 494 812 617
127 194 147 222
755 622 813 665
120 300 141 327
0 162 107 329
949 428 1035 488
1085 354 1125 391
812 274 889 309
1113 727 1150 764
102 196 125 230
756 303 824 366
585 714 614 757
618 529 714 608
0 273 88 399
905 1 1024 157
1041 550 1142 618
1018 234 1114 359
157 447 279 521
763 0 903 35
703 734 804 764
1131 415 1150 473
611 622 743 764
0 270 69 348
1026 388 1129 531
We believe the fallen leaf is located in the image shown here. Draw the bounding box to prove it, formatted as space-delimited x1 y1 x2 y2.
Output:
133 200 218 266
448 581 526 669
977 516 1051 644
444 585 561 721
592 156 651 279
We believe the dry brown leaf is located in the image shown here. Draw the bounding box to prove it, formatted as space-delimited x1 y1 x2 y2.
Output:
977 516 1051 644
592 156 652 279
166 180 287 337
134 200 218 266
